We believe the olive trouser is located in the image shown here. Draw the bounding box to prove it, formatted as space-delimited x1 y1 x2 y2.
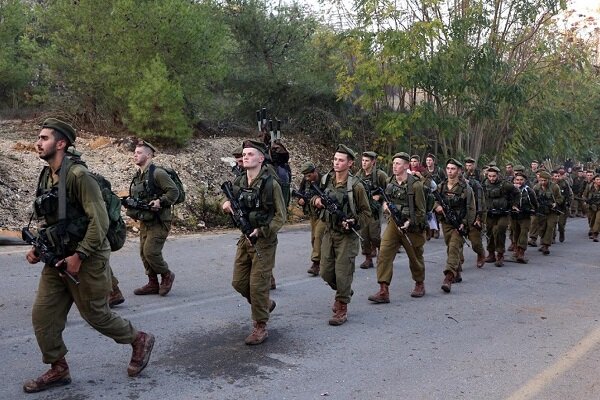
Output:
360 214 381 256
536 213 559 246
441 222 464 277
310 217 326 263
376 222 425 284
139 220 171 276
556 210 568 234
529 215 539 240
320 228 359 304
32 254 138 364
486 215 509 254
110 265 119 289
232 236 277 323
467 226 485 257
572 199 586 215
512 217 531 250
589 206 600 233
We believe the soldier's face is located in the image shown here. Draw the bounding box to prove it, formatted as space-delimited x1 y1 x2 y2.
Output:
242 148 264 169
552 174 560 183
539 177 548 186
361 157 375 171
506 165 513 174
465 162 474 172
488 172 498 183
531 162 539 170
587 172 594 181
514 176 525 187
304 171 318 182
134 146 152 167
36 129 65 161
410 158 419 169
235 156 243 167
446 164 460 179
425 157 434 167
333 152 352 172
392 158 408 176
595 177 600 186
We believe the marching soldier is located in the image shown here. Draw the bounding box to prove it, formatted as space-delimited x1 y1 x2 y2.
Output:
532 171 563 255
464 157 481 182
434 159 476 293
312 144 371 325
582 174 600 242
510 172 538 263
571 167 587 217
584 170 596 237
462 171 486 268
296 162 325 276
356 151 388 269
552 170 573 243
368 152 427 303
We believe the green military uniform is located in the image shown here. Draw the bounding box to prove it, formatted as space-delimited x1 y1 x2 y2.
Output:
463 175 486 264
376 174 427 285
533 175 563 253
32 158 138 365
571 172 587 217
511 180 538 261
555 178 573 242
231 166 286 323
315 171 371 305
356 166 388 260
435 176 476 280
483 173 518 258
583 180 600 240
298 169 326 264
127 162 179 277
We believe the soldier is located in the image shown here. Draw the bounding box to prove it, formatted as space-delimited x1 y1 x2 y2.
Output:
552 170 572 243
532 171 563 255
222 140 286 345
434 159 476 293
409 154 426 174
582 174 600 242
231 146 244 176
311 144 371 325
23 119 154 393
368 152 427 303
584 170 596 237
505 163 514 183
296 162 325 276
483 166 518 267
510 172 538 263
571 167 587 217
126 141 178 297
356 151 388 269
425 154 444 239
462 171 486 268
464 157 481 182
528 160 540 183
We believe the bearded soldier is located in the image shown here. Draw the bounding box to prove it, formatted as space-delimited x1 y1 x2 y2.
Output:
552 170 573 243
532 171 563 255
510 172 538 263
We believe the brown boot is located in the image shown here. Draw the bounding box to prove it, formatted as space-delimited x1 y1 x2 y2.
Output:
368 283 390 303
508 242 515 252
516 247 528 264
441 272 453 293
453 270 462 283
329 301 348 326
23 358 71 393
484 252 496 263
495 252 504 267
159 271 175 296
127 331 155 377
270 275 276 290
559 231 565 243
433 229 440 239
133 275 159 295
411 281 425 298
108 285 125 308
307 261 320 276
476 253 485 268
359 255 374 269
245 321 268 345
528 238 537 247
541 245 550 255
593 233 599 242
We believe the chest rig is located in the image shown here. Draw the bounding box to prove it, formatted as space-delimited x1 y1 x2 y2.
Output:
441 180 467 220
320 172 358 231
232 168 275 228
485 180 509 211
385 174 417 223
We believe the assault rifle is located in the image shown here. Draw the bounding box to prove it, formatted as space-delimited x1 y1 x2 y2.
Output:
21 227 80 285
310 183 363 240
291 189 311 202
432 190 471 247
121 197 154 211
221 181 262 258
487 208 510 217
372 187 413 247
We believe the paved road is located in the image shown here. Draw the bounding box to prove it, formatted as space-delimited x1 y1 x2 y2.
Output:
0 218 599 400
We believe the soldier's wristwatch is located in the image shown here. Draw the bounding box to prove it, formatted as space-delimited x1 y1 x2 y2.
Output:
76 251 88 261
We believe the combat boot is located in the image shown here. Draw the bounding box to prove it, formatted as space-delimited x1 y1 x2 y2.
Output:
269 299 276 313
23 358 71 393
410 281 425 298
495 252 504 267
245 321 268 345
329 301 348 326
540 245 550 255
516 247 528 264
476 253 485 268
127 331 155 377
108 285 125 308
484 252 496 263
589 231 593 239
133 275 159 295
159 271 175 296
359 255 374 269
368 283 390 303
528 238 538 247
307 261 320 276
441 272 453 293
593 233 599 242
559 230 565 243
508 241 515 252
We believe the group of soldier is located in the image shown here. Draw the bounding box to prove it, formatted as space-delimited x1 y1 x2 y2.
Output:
20 117 600 394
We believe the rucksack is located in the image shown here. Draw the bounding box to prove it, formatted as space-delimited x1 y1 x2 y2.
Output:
148 164 185 205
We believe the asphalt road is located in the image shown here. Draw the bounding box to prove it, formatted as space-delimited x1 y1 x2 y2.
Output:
1 218 599 400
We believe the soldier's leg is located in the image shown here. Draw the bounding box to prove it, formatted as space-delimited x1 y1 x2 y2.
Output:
541 214 558 247
319 230 337 289
486 217 497 254
375 223 401 284
248 240 276 323
313 220 325 262
529 215 539 245
405 231 426 283
558 212 567 242
139 223 152 275
442 224 462 277
141 222 171 275
232 239 253 302
495 216 509 254
32 268 73 364
360 218 373 256
592 210 600 240
334 234 359 304
371 217 382 255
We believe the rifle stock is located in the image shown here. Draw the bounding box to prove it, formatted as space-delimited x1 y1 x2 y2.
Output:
221 181 262 258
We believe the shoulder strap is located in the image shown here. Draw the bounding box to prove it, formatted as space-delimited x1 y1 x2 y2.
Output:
347 174 357 216
148 163 157 195
406 174 417 223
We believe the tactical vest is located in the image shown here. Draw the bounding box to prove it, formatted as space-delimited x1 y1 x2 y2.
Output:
588 186 600 208
513 186 535 219
385 174 424 230
299 173 321 216
484 180 509 211
535 185 554 215
127 167 158 222
440 180 467 221
320 172 360 232
232 168 275 228
467 177 485 214
358 168 383 219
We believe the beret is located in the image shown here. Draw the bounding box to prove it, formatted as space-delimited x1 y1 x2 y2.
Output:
464 157 476 164
538 171 552 179
336 144 356 160
362 151 377 159
301 161 316 175
242 139 268 156
392 152 410 162
137 139 157 153
446 158 463 168
42 118 76 145
487 166 501 173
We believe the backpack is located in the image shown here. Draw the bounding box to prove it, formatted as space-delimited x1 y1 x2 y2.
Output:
148 164 185 205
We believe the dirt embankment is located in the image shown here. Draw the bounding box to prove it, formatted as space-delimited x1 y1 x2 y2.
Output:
0 119 334 234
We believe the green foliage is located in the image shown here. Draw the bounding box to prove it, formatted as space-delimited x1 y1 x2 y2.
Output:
126 56 191 145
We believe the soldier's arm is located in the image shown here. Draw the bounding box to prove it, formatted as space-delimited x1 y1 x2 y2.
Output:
354 182 372 228
377 170 389 189
465 186 476 226
553 184 564 205
259 180 286 238
72 167 110 257
530 188 539 209
413 181 426 225
154 168 180 206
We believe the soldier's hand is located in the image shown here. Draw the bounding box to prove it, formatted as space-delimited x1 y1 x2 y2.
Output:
342 219 355 230
149 199 161 211
473 220 482 228
458 224 465 233
551 203 557 209
249 228 260 238
400 220 410 230
222 201 233 214
298 198 305 206
26 248 40 264
372 194 381 202
314 198 324 209
382 202 389 213
60 254 82 277
434 205 443 214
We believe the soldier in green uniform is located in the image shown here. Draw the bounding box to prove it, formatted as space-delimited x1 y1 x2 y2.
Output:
528 160 540 184
582 174 600 242
571 167 587 217
552 170 573 243
482 166 518 267
356 151 388 269
464 157 481 183
425 153 445 239
126 141 178 297
584 170 596 237
222 140 286 345
510 172 538 263
367 152 427 303
23 119 154 393
311 144 371 325
434 159 476 293
532 171 563 255
462 171 486 268
296 161 325 276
